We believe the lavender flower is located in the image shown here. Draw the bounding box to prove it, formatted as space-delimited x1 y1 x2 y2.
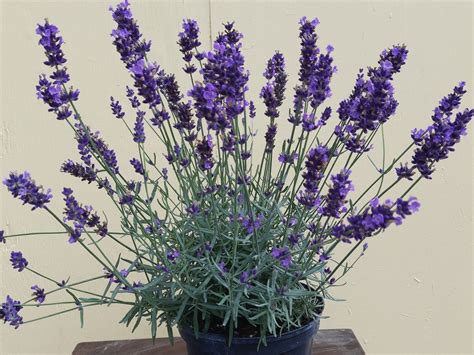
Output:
239 213 264 234
248 101 256 119
10 251 28 272
199 22 249 121
130 59 162 110
76 125 120 174
126 86 141 108
239 268 256 287
196 135 214 171
31 285 46 304
36 20 80 121
395 196 420 218
337 45 408 152
178 19 202 74
0 230 5 244
321 169 353 218
309 45 336 109
36 20 66 67
410 83 473 178
260 52 287 119
288 233 302 247
271 246 292 269
110 0 150 69
0 296 23 329
297 146 329 208
167 249 180 264
119 194 134 205
61 160 97 184
133 110 146 143
112 269 130 284
395 163 415 181
217 261 228 275
62 187 108 243
130 158 144 175
3 171 52 210
264 123 278 153
332 197 419 242
293 17 335 114
186 202 201 216
110 97 125 118
189 83 228 132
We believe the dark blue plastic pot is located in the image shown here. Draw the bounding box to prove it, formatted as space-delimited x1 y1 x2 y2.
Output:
179 318 320 355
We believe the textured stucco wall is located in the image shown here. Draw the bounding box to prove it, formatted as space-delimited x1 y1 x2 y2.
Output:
0 0 472 354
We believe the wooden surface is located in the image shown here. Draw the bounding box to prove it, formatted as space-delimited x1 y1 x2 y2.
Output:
73 329 364 354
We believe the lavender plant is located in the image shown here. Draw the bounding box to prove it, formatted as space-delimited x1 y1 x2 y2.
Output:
1 0 472 345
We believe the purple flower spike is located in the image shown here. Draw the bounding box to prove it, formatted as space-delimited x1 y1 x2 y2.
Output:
110 97 125 119
31 285 46 304
130 158 145 175
186 202 201 216
297 146 329 208
62 187 108 243
61 160 97 184
35 20 80 121
178 19 202 74
0 230 5 244
10 251 28 272
271 246 292 269
133 110 146 143
110 0 151 69
410 83 473 179
336 45 408 152
196 135 214 171
3 172 52 210
321 169 353 218
167 249 180 264
260 52 287 119
217 261 228 275
395 163 415 181
331 197 419 242
0 296 23 329
36 20 66 67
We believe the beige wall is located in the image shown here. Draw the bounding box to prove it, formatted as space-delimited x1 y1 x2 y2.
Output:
0 0 472 353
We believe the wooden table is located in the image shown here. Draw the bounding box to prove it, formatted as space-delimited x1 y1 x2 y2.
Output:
73 329 364 354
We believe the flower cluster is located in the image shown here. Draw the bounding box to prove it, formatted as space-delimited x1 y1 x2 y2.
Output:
178 19 202 74
271 246 292 269
0 296 23 329
196 22 249 127
293 17 336 116
76 125 120 174
196 135 214 171
31 285 46 304
110 0 150 68
261 52 287 119
332 197 419 242
407 82 474 178
62 188 108 243
336 45 408 152
297 146 329 208
61 160 97 184
320 169 353 218
3 172 52 210
10 251 28 272
35 20 79 121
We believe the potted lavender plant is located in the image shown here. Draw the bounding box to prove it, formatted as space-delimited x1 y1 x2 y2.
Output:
1 1 472 354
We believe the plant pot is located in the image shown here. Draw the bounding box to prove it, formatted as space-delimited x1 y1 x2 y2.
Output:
178 318 320 355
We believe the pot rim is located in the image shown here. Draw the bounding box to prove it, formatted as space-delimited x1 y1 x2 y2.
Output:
179 317 319 344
